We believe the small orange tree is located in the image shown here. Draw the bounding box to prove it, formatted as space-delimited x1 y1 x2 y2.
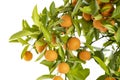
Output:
9 0 120 80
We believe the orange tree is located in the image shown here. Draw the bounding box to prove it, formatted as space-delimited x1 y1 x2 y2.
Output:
9 0 120 80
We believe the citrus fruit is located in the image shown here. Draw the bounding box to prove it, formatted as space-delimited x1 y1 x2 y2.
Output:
93 20 107 32
58 62 70 74
60 14 72 28
105 77 116 80
101 3 114 17
53 76 63 80
23 51 33 61
72 0 77 6
35 40 47 53
67 37 80 50
45 50 58 61
79 50 91 61
82 12 91 21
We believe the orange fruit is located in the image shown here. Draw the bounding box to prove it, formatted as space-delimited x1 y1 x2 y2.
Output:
53 76 63 80
72 0 77 6
105 77 116 80
101 3 114 17
93 20 107 32
60 14 72 28
23 51 33 61
45 50 58 61
35 41 47 53
79 50 91 61
82 13 91 21
67 37 80 50
58 62 70 74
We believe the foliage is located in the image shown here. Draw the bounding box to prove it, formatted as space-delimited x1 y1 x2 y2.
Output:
9 0 120 80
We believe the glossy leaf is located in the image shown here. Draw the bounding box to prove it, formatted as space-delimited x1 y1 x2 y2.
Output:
22 20 31 30
37 74 54 80
58 46 65 60
114 27 120 43
72 0 82 16
73 20 81 36
111 5 120 19
94 56 110 75
9 30 32 41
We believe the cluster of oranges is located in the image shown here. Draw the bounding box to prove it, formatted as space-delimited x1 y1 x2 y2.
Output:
15 0 120 80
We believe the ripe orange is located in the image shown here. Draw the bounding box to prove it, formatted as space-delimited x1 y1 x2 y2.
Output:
82 12 91 21
79 50 91 61
23 51 33 61
101 3 114 17
53 76 63 80
58 62 70 74
72 0 77 6
45 50 58 61
67 37 80 50
105 77 116 80
35 41 47 53
93 20 107 32
60 14 72 28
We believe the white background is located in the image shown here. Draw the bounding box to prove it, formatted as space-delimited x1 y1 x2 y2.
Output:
0 0 104 80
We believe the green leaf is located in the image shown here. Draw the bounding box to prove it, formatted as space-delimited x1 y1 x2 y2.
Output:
36 74 54 80
86 28 95 44
17 38 28 45
80 6 91 14
94 56 110 75
35 50 45 61
114 27 120 43
101 0 110 3
73 20 81 36
104 24 116 34
97 75 106 80
63 0 69 5
111 5 120 19
22 20 31 30
49 2 56 17
94 51 104 61
41 8 48 26
72 0 82 16
85 43 94 53
49 61 60 74
40 60 54 67
103 40 113 48
21 45 29 59
90 0 99 15
9 30 32 41
67 63 90 80
58 46 65 60
32 5 39 24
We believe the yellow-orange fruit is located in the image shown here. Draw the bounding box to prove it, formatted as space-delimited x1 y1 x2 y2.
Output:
58 62 70 74
93 20 107 32
60 14 72 28
53 76 63 80
67 37 80 50
72 0 77 6
45 50 58 61
79 50 91 61
101 3 114 17
105 77 116 80
23 51 33 61
35 41 46 53
82 13 91 21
